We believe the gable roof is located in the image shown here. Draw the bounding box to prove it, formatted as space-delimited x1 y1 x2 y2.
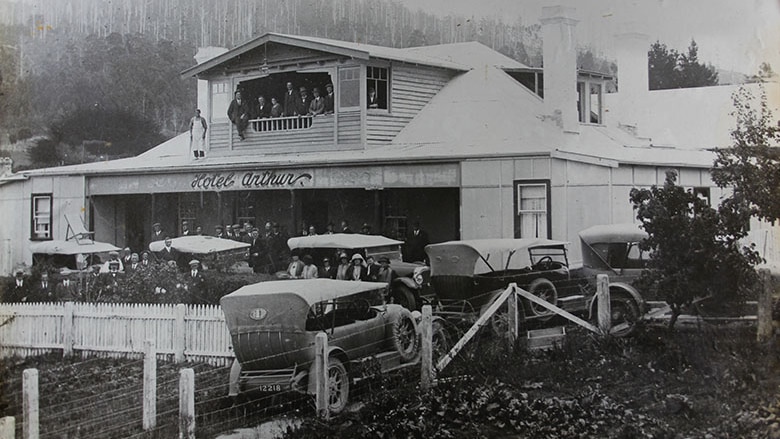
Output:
182 32 471 78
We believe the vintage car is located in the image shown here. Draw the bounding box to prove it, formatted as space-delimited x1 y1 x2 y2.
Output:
287 234 430 310
30 239 120 270
425 238 644 336
149 235 250 271
221 279 419 414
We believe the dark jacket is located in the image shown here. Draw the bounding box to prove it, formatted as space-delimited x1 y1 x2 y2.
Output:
283 89 300 116
254 102 271 119
227 99 251 124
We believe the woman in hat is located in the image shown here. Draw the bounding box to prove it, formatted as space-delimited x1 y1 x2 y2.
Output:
345 253 368 281
335 252 350 280
301 255 318 279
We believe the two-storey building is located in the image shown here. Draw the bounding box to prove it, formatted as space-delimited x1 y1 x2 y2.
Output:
1 6 777 275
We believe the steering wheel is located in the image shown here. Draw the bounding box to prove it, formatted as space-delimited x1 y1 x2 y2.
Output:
347 298 371 320
534 256 554 270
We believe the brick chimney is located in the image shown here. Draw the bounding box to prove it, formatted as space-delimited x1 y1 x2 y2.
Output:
614 22 650 138
194 47 229 117
540 6 579 134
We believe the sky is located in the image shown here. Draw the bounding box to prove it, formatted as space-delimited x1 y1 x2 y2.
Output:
396 0 780 75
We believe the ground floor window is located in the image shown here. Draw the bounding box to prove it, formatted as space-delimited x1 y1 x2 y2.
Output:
31 193 52 240
514 180 550 239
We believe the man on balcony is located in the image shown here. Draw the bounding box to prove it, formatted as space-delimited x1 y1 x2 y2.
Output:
227 91 250 140
297 87 311 117
309 87 325 116
324 83 335 114
254 96 270 120
283 82 300 117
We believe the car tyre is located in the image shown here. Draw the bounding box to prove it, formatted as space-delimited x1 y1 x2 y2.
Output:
392 308 419 362
527 278 558 321
391 284 417 311
327 357 350 414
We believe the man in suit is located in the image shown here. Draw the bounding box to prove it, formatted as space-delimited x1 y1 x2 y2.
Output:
319 257 337 279
214 225 225 238
187 259 205 291
297 87 311 117
341 220 353 234
375 256 396 283
35 272 54 300
254 96 270 119
323 83 335 114
248 229 266 274
224 224 234 240
283 82 300 117
121 247 132 265
158 238 179 264
227 90 251 140
140 251 153 269
365 256 380 281
8 269 30 302
368 87 379 109
55 268 79 301
181 220 191 236
125 253 141 274
405 222 429 263
309 87 325 116
151 222 165 243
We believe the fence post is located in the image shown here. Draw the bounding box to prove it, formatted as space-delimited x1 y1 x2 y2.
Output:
179 368 195 439
757 269 773 343
0 416 15 439
420 305 433 390
507 287 518 348
173 304 186 363
62 301 74 358
596 274 611 334
314 332 329 420
143 339 157 431
23 368 38 439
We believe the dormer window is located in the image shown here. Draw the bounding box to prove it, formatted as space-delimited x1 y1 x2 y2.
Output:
367 66 389 110
577 79 603 124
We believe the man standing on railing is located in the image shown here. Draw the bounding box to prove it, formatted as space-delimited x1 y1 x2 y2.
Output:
227 91 250 140
283 82 300 117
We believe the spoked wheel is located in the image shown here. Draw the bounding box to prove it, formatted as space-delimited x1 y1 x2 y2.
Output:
527 278 558 321
327 357 350 414
608 297 641 337
392 309 419 362
431 319 451 365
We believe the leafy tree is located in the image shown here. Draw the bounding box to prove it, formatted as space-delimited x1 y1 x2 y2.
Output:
27 137 61 167
648 39 718 90
629 171 761 329
712 86 780 224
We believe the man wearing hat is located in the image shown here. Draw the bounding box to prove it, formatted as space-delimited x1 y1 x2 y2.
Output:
158 238 179 264
121 247 133 265
324 83 335 114
151 222 165 242
214 225 225 238
181 220 191 236
376 256 396 283
319 256 337 279
56 268 79 301
187 259 205 289
346 253 369 281
248 228 266 273
361 223 373 235
232 224 242 242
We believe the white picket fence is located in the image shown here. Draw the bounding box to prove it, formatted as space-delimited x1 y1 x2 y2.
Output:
0 302 234 366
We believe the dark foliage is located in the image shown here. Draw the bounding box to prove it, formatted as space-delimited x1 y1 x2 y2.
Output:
712 86 780 225
26 137 61 167
48 106 165 157
648 39 718 90
629 171 762 328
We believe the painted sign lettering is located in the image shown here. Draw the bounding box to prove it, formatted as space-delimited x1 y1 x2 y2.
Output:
191 171 312 190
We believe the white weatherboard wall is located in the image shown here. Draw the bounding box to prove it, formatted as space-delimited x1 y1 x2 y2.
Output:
0 175 87 275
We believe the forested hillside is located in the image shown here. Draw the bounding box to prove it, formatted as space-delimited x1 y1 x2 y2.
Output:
0 0 615 168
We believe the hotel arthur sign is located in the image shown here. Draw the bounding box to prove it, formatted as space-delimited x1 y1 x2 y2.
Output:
191 170 313 190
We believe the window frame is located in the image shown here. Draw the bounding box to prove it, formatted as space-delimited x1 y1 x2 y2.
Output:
366 65 391 112
31 193 53 241
577 78 604 125
513 180 552 239
338 66 362 111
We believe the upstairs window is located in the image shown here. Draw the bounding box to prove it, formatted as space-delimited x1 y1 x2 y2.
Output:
367 66 389 110
339 66 361 110
31 194 52 240
211 81 231 121
577 80 603 124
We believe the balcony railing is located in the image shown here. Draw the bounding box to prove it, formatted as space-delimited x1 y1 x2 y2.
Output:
250 115 313 132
